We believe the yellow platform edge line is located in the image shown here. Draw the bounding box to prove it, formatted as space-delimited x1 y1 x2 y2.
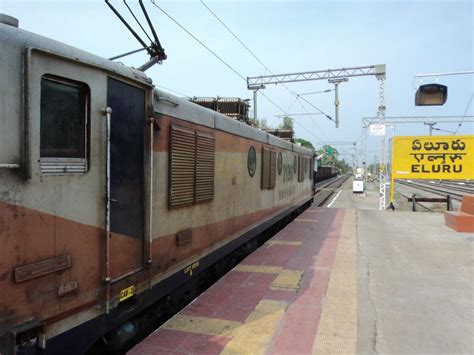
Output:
312 209 357 355
266 240 302 246
221 300 288 355
162 314 242 338
233 264 282 274
271 269 304 290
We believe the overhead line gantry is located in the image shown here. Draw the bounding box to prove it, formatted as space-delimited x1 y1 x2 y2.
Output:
247 64 388 210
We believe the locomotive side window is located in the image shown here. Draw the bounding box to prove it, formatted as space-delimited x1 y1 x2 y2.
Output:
40 76 89 174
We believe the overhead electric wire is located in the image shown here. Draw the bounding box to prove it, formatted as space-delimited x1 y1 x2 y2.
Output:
200 0 272 75
199 0 333 137
299 89 333 95
292 98 354 155
259 92 288 115
155 84 191 98
123 0 154 44
150 0 339 150
297 95 334 122
150 0 245 82
455 94 474 134
296 101 355 159
295 105 327 142
149 0 294 118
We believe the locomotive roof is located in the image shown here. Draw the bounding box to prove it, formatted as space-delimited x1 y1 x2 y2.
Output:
1 21 313 156
154 88 313 155
0 21 151 86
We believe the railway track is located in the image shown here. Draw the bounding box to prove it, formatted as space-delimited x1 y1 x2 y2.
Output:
313 174 350 206
396 189 436 212
418 180 474 194
395 180 472 203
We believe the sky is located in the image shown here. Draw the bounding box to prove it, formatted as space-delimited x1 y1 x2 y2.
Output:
2 0 472 164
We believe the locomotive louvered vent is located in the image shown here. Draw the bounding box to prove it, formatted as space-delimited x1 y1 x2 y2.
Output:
195 131 215 203
269 150 276 189
170 125 196 208
169 125 215 208
261 147 276 190
298 156 304 182
261 147 270 189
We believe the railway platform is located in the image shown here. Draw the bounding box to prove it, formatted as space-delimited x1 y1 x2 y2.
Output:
129 180 473 354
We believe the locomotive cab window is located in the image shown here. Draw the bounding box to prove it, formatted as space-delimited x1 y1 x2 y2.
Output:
40 76 89 174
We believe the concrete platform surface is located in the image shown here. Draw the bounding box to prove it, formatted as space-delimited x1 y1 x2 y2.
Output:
129 193 473 354
357 209 474 354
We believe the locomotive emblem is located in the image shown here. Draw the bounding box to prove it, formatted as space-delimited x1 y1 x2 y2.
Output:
247 146 257 177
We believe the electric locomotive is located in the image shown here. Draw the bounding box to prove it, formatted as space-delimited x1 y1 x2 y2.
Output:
0 15 314 354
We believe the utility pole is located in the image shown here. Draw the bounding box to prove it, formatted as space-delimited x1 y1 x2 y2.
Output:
249 85 265 121
424 121 436 135
328 78 348 128
253 90 258 120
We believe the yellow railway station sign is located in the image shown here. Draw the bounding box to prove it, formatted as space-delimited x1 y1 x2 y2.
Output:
391 135 474 180
390 135 474 205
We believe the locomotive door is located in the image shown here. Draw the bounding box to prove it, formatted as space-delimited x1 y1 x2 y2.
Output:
107 78 145 279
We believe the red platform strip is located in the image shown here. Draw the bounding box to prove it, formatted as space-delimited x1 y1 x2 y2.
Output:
129 207 344 355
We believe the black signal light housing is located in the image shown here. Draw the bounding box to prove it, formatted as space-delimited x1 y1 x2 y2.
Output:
415 84 448 106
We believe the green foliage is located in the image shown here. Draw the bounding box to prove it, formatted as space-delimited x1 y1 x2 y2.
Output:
279 116 294 130
250 117 270 129
295 138 315 151
335 159 351 173
315 145 339 166
314 144 350 173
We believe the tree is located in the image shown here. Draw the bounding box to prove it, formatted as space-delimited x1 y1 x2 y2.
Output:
315 145 339 167
296 138 315 151
250 117 270 129
279 116 294 130
335 159 351 173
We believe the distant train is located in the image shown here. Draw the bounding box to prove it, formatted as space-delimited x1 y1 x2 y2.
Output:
314 166 338 182
0 16 315 354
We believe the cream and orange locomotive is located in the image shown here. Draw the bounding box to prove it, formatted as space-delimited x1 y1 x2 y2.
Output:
0 15 314 354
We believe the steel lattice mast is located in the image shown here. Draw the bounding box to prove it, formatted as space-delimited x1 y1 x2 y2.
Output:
377 78 387 210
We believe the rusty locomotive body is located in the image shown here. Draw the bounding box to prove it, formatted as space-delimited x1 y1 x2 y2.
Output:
0 18 314 354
